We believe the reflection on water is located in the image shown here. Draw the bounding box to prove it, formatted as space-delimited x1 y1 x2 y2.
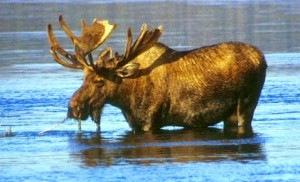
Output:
1 1 300 181
70 128 265 166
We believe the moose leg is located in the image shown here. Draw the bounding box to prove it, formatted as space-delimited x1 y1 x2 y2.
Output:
122 112 140 132
95 122 101 133
224 98 257 136
236 98 258 128
77 120 82 133
224 97 257 128
124 114 154 132
224 113 238 127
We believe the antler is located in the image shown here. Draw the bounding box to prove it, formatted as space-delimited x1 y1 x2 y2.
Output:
47 15 116 69
116 24 163 68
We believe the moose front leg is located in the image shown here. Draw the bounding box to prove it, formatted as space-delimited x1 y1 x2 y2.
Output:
92 108 102 133
77 119 82 133
122 109 159 132
95 122 101 133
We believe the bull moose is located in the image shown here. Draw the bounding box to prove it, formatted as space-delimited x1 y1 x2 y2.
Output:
47 16 267 133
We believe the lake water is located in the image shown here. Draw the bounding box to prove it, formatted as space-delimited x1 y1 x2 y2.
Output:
1 1 300 181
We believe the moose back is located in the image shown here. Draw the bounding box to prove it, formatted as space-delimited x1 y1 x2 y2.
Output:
47 16 267 132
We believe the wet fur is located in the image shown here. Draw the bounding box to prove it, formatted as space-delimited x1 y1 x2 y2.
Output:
69 41 267 132
108 42 266 131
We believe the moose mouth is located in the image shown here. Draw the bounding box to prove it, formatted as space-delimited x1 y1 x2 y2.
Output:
67 104 101 123
67 105 89 121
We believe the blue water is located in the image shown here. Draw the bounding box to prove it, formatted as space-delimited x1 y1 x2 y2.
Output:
1 1 300 181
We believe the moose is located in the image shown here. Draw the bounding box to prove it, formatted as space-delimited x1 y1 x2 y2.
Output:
47 16 267 133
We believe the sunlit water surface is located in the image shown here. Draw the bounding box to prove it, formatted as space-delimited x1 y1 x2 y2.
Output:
1 1 300 181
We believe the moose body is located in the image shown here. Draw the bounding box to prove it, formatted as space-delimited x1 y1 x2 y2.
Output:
94 42 266 131
48 16 267 132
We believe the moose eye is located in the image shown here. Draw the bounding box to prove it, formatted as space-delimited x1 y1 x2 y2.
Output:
93 78 105 87
98 80 105 87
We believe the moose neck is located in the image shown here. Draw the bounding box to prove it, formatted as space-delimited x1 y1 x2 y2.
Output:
108 43 172 108
107 43 185 118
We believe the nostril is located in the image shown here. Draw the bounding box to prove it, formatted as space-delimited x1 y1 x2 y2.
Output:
67 107 78 118
67 105 89 120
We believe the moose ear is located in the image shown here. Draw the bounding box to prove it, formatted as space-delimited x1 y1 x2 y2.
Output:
115 63 140 78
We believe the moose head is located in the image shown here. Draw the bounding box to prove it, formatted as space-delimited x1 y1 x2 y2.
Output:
47 15 163 132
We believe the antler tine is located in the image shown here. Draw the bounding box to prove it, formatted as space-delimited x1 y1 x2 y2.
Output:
49 47 81 69
117 24 163 68
130 24 148 58
124 27 133 59
47 15 116 70
47 24 83 69
58 15 94 68
74 44 91 67
59 15 116 55
58 15 77 46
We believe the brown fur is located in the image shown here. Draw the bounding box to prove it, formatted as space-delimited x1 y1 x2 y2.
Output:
68 41 267 132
